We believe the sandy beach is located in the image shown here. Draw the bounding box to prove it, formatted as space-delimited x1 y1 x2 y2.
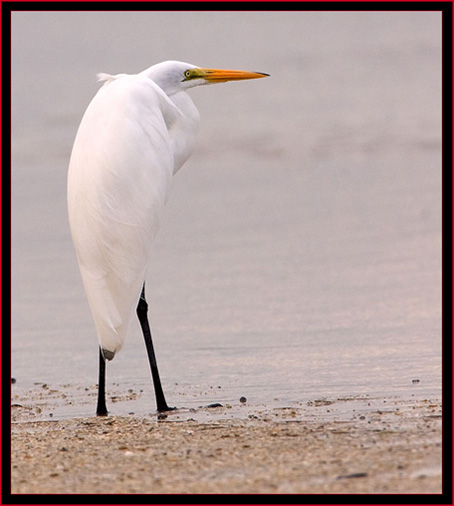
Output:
11 395 441 495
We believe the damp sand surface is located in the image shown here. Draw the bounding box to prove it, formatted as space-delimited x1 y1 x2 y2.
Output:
11 393 442 495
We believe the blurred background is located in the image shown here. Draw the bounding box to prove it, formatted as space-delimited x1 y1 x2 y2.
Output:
11 11 442 417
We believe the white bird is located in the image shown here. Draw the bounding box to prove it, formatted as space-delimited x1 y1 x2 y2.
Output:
67 60 268 416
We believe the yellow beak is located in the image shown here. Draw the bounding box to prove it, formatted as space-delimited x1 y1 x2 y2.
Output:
199 68 269 83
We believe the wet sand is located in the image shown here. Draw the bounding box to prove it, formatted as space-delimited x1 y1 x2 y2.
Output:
11 396 442 495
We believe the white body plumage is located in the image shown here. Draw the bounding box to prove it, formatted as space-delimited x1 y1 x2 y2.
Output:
68 61 268 361
68 62 200 357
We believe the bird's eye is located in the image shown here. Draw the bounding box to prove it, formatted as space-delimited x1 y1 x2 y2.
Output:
184 70 191 79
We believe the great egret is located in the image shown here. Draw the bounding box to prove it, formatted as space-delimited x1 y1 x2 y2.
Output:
67 60 269 416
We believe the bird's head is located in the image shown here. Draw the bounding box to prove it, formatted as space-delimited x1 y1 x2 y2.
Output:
143 60 269 96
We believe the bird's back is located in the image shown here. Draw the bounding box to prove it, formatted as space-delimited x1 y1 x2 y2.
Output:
68 74 191 357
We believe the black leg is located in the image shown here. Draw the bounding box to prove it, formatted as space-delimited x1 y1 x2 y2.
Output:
137 283 174 412
96 347 108 416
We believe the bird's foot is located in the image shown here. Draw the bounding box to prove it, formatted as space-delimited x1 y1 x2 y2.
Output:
157 404 177 413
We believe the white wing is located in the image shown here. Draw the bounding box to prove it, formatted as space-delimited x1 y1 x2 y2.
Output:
68 74 194 356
